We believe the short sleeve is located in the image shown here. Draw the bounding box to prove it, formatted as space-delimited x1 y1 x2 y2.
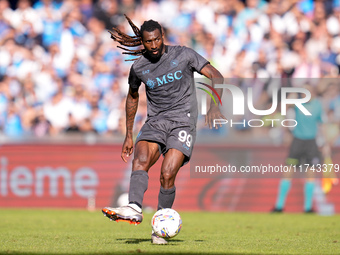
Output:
184 47 209 73
128 65 142 90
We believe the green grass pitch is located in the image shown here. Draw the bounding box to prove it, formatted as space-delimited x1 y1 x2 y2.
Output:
0 209 339 254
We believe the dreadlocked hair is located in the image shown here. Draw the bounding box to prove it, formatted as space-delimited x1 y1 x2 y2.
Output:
108 15 162 61
108 14 144 61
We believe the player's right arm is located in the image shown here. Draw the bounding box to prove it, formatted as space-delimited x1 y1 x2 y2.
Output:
121 66 141 162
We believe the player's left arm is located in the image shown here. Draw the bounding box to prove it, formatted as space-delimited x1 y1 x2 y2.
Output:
200 64 227 129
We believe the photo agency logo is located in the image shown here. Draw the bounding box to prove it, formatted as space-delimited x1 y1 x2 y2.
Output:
196 82 223 107
196 82 312 128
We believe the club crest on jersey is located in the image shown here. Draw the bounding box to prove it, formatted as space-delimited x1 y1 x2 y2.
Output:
170 59 179 68
146 78 156 89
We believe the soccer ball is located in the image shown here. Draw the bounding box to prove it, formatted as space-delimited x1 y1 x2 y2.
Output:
151 208 182 238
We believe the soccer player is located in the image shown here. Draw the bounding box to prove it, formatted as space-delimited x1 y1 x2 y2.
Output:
272 84 328 213
102 16 226 244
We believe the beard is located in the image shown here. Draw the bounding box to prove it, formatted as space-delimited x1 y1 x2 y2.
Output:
146 42 165 61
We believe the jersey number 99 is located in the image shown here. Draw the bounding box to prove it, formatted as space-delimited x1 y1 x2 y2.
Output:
178 130 192 147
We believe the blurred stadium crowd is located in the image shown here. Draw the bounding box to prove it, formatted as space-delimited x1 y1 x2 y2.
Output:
0 0 340 144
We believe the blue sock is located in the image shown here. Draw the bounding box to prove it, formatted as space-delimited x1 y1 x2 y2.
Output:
304 181 314 211
275 179 291 210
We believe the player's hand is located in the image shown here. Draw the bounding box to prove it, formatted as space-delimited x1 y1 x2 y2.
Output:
121 136 134 163
205 106 227 129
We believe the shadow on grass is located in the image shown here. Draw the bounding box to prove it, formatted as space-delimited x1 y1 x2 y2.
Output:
117 237 184 245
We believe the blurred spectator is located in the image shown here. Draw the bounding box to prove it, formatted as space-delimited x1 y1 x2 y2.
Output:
0 0 13 25
43 80 72 135
11 0 43 49
79 0 93 24
35 0 63 50
3 100 23 136
107 103 123 134
69 82 91 125
32 107 51 137
88 90 108 134
93 0 122 29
